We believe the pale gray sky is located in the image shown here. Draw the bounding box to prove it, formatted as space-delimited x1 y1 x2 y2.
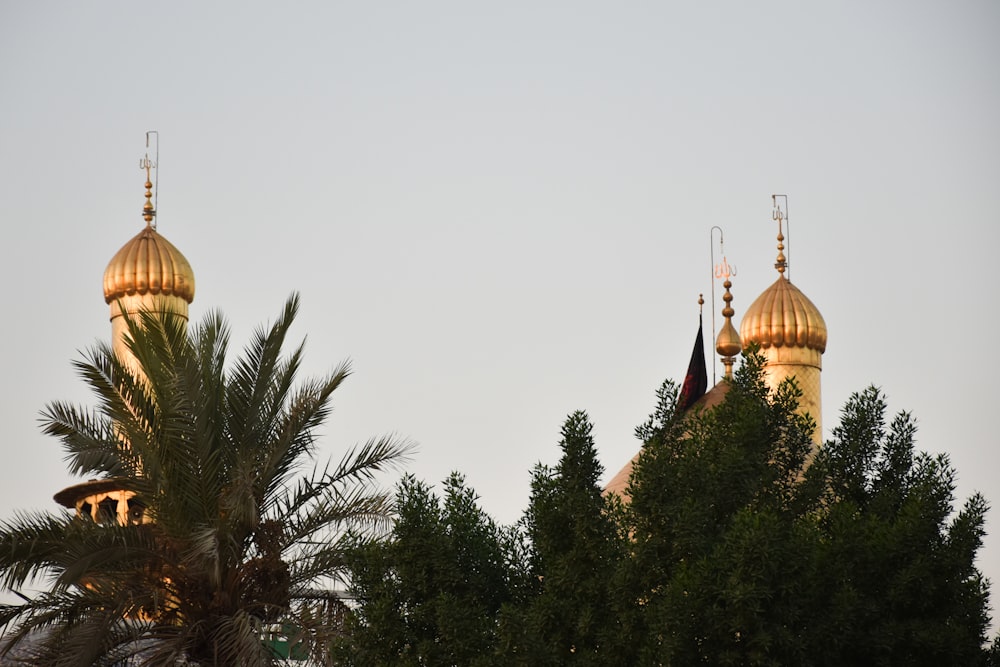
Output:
1 0 998 628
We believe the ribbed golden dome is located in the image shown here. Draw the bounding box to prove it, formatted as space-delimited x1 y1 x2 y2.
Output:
740 275 826 352
103 224 195 304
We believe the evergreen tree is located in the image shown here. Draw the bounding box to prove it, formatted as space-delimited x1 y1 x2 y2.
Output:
338 347 995 665
620 352 993 665
623 350 821 665
503 411 626 665
807 387 992 665
341 473 523 666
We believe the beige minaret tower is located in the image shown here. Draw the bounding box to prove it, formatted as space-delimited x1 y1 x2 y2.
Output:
739 210 827 445
54 147 196 522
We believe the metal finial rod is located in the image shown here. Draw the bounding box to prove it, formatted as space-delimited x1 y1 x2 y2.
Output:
709 227 737 379
141 131 160 229
772 194 789 280
709 226 726 386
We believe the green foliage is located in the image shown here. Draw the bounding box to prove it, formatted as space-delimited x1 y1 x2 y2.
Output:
0 295 410 666
340 473 524 667
622 350 821 665
341 348 994 665
807 387 991 665
503 411 627 665
619 353 992 665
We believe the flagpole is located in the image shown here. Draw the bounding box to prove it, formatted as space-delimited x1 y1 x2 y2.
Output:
710 226 722 386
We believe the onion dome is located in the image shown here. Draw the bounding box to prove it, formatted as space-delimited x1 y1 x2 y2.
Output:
739 222 826 352
103 225 195 304
102 174 195 304
740 276 826 352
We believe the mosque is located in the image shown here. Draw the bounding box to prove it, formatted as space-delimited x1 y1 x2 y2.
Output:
26 142 831 667
50 143 828 529
604 206 828 497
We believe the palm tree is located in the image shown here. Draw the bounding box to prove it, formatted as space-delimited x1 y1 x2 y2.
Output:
0 295 410 666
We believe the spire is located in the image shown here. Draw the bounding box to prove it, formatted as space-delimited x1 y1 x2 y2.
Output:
104 133 194 307
141 159 155 227
710 226 736 385
774 205 786 276
741 195 826 446
715 278 741 379
140 131 158 229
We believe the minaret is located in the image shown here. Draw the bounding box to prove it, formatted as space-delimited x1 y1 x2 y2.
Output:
103 156 195 376
739 208 827 444
54 141 196 522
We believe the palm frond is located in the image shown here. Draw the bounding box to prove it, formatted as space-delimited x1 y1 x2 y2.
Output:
5 294 410 665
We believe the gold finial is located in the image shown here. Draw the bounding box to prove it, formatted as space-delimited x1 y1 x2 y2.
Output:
773 207 786 275
714 255 736 280
772 194 789 277
715 277 742 379
720 280 734 318
698 293 704 313
139 131 158 229
141 170 155 227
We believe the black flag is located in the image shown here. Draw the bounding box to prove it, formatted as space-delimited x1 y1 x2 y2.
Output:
677 315 708 413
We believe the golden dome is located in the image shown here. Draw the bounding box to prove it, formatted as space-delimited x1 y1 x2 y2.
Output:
103 223 195 304
740 275 826 352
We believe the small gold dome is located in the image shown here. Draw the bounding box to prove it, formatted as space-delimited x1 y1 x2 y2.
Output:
716 320 742 358
715 278 742 358
103 225 196 304
740 276 826 352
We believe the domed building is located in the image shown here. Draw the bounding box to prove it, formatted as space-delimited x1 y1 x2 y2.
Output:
605 205 826 497
53 165 195 522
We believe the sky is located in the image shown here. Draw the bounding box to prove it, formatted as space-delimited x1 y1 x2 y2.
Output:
1 0 998 628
